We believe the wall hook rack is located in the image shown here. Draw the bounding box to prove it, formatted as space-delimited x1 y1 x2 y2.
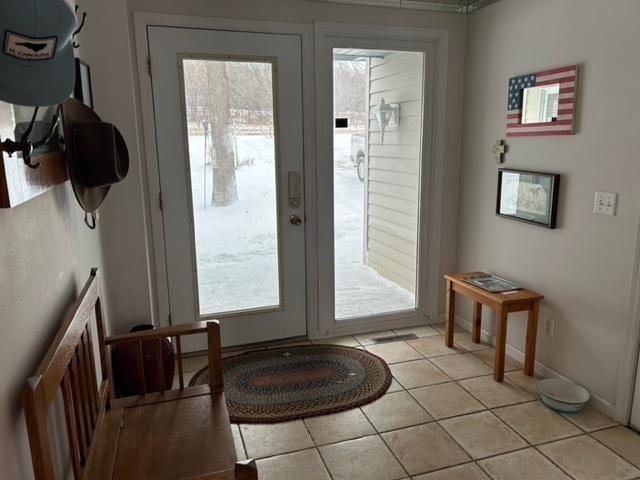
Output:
0 102 68 208
72 4 88 49
0 107 62 169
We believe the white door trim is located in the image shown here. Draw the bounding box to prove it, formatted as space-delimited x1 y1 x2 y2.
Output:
314 22 449 338
132 13 318 336
616 208 640 425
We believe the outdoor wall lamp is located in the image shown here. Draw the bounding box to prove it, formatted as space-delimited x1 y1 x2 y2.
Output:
372 97 400 145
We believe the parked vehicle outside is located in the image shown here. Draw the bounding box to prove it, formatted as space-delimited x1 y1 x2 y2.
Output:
350 133 366 183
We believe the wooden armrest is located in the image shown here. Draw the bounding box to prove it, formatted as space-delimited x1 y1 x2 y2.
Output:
105 321 224 392
105 321 217 345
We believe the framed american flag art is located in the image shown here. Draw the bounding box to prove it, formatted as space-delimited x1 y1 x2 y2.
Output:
506 65 579 137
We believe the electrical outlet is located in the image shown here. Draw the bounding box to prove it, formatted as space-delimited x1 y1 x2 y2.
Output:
594 191 617 216
543 316 555 336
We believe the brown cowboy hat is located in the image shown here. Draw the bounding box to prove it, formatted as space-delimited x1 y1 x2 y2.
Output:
61 98 129 213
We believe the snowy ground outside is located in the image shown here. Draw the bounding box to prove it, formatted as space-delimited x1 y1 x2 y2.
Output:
187 133 414 319
332 134 415 318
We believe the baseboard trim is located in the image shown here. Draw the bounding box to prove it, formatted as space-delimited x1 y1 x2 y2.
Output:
445 313 616 419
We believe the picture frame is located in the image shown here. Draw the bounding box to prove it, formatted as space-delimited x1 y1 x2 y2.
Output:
496 168 560 229
73 58 94 109
506 64 578 137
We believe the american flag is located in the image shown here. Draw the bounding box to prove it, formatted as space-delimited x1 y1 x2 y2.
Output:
506 65 578 137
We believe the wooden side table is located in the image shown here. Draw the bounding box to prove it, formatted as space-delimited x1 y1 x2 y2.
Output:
444 272 544 382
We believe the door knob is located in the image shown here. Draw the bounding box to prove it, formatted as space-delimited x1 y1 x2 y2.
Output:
289 214 303 226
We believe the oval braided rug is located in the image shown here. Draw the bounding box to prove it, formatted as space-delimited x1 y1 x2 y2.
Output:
189 344 391 423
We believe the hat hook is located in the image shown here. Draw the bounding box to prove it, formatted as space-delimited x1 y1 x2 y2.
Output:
30 113 61 158
0 106 63 169
1 108 40 168
72 5 88 49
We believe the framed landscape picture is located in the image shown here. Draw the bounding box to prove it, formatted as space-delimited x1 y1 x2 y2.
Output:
496 169 560 229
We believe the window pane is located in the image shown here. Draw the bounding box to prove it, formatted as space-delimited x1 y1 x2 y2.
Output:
333 48 423 320
182 59 280 315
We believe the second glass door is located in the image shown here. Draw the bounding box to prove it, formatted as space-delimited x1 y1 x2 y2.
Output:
333 48 425 321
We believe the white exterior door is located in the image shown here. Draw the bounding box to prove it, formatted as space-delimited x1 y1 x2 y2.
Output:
148 26 306 347
314 23 439 338
632 354 640 429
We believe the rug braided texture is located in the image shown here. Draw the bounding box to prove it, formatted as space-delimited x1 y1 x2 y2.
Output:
189 344 391 423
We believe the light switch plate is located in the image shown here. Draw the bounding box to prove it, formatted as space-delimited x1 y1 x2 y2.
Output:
594 191 617 216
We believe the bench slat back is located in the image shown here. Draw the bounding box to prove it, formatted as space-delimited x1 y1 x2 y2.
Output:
24 269 109 480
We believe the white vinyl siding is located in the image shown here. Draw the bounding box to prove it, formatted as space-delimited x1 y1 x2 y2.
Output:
365 52 423 293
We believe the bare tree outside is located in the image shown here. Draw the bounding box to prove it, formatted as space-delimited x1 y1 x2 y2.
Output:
333 59 368 130
183 60 276 207
206 61 238 206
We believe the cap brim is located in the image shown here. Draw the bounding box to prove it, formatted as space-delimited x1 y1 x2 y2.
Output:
0 46 75 107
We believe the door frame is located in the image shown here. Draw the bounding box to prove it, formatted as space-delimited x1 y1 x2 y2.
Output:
133 13 320 337
314 22 450 338
616 212 640 425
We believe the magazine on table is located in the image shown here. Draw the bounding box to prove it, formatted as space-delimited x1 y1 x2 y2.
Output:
463 275 522 293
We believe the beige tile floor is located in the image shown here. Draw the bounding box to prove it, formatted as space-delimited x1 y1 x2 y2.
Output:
179 326 640 480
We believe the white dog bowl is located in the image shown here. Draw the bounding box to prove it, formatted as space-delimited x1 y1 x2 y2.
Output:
537 378 590 413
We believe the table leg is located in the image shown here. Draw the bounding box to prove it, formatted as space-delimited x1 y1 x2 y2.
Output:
472 302 482 343
494 307 508 382
524 300 540 376
445 280 455 348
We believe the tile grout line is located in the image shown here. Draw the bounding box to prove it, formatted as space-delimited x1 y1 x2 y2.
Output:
451 375 535 411
532 443 581 480
446 381 568 454
240 373 550 456
419 373 589 474
234 424 250 461
434 410 533 466
362 377 456 478
376 337 520 369
301 417 336 480
473 459 496 480
586 429 640 473
376 429 413 479
240 409 620 475
230 334 628 479
275 410 617 474
374 374 542 476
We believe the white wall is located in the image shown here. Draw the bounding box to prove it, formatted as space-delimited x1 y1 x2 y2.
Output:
0 187 103 479
0 7 132 476
82 0 467 333
458 0 640 416
78 0 155 333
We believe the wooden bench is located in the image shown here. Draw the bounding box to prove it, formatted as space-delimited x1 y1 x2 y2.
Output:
24 269 258 480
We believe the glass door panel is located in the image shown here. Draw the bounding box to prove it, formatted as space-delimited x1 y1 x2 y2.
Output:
182 58 280 316
149 26 306 347
333 48 424 320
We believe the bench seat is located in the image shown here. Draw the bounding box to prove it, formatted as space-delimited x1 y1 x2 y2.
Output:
24 269 257 480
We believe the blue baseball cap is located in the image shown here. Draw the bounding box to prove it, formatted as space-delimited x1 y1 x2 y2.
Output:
0 0 76 107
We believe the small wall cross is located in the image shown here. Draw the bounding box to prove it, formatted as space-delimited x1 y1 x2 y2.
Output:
492 139 507 163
